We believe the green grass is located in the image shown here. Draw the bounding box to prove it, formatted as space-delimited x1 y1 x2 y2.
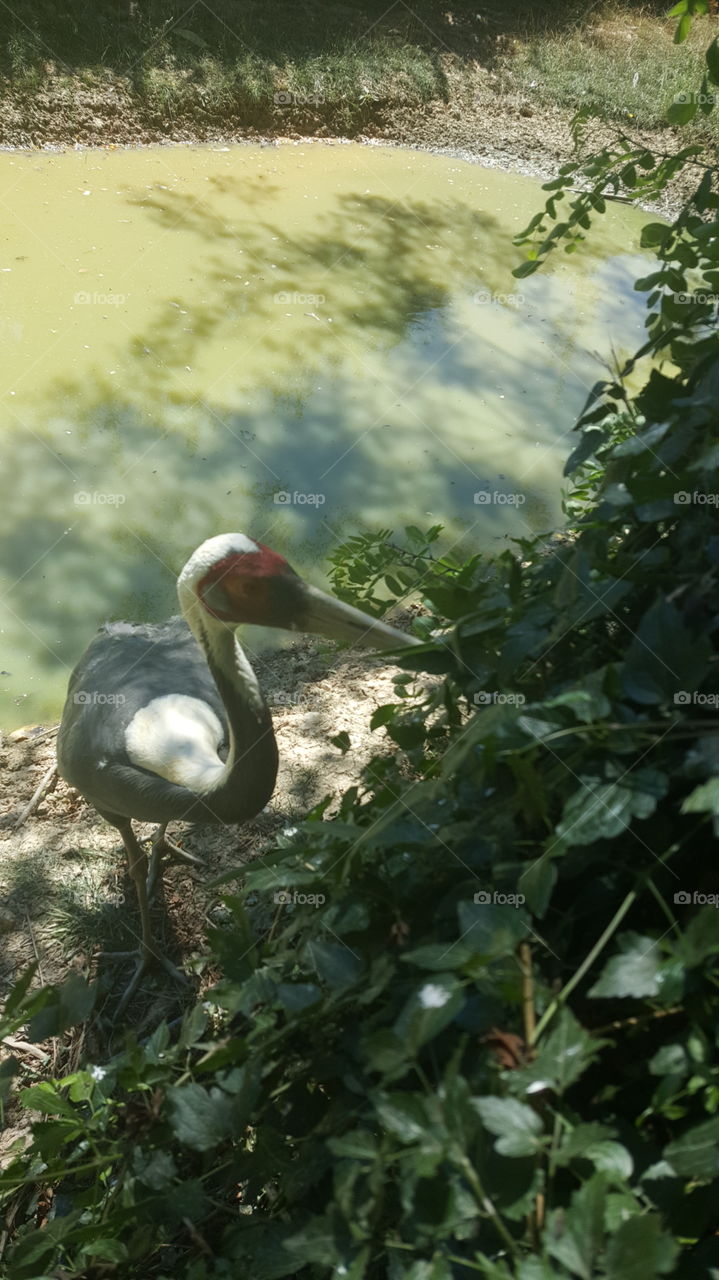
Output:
0 1 717 134
494 8 719 135
0 0 448 123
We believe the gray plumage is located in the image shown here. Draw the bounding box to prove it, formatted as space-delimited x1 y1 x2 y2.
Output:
57 615 277 827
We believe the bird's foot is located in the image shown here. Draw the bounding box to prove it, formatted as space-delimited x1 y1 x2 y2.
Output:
146 830 205 900
98 945 190 1020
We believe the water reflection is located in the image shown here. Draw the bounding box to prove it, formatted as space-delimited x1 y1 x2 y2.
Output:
0 143 652 726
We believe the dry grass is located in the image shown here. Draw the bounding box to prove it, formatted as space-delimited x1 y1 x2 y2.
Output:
494 8 719 137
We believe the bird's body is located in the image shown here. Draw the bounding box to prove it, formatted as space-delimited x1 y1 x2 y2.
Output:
58 615 277 827
57 532 418 1014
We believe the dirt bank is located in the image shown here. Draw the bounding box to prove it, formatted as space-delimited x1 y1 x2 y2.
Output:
0 63 696 215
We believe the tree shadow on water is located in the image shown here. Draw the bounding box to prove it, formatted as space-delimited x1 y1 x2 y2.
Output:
0 178 636 721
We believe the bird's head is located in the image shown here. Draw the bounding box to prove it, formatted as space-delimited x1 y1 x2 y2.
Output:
178 533 420 651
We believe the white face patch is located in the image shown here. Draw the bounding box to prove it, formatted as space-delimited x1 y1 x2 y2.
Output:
177 533 261 632
177 533 260 596
125 694 226 793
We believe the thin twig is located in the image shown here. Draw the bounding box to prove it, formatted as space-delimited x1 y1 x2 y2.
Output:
8 725 59 743
0 1036 49 1064
519 941 536 1050
24 915 45 986
530 889 637 1045
0 1193 23 1263
13 764 58 829
182 1217 214 1257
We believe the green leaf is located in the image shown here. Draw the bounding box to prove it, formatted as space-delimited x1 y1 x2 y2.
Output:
169 1083 234 1152
664 1115 719 1177
404 1261 456 1280
361 1028 408 1073
546 1175 607 1279
3 964 39 1018
648 1043 688 1076
80 1238 130 1263
589 933 663 999
667 96 697 124
472 1096 544 1157
401 941 474 971
327 1130 379 1161
583 1141 633 1180
640 223 671 249
554 1123 616 1165
513 258 540 279
679 907 719 966
519 857 557 917
20 1081 80 1120
674 12 692 42
394 975 464 1051
707 37 719 85
681 777 719 814
605 1212 679 1278
283 1218 342 1267
374 1092 432 1143
622 599 711 705
555 777 661 851
370 704 398 729
456 900 528 957
516 1010 602 1095
517 1263 566 1280
28 973 95 1040
305 940 363 989
133 1147 178 1190
276 982 322 1011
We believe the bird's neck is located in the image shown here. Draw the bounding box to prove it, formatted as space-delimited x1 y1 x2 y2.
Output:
181 595 279 823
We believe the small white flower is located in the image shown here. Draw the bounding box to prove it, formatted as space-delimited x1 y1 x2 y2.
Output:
419 983 451 1009
89 1065 107 1081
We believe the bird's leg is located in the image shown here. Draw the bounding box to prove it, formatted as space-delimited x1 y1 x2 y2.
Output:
146 822 204 901
105 820 188 1020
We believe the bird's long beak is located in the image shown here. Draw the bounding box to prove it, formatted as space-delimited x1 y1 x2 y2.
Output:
300 585 421 651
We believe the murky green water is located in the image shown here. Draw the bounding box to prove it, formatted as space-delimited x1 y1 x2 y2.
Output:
1 142 652 728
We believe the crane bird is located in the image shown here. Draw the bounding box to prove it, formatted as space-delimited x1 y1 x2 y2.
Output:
57 533 419 1013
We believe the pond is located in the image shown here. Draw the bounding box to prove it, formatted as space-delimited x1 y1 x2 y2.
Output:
0 141 652 729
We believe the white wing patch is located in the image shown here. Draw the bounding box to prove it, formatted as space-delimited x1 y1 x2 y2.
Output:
125 694 226 793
